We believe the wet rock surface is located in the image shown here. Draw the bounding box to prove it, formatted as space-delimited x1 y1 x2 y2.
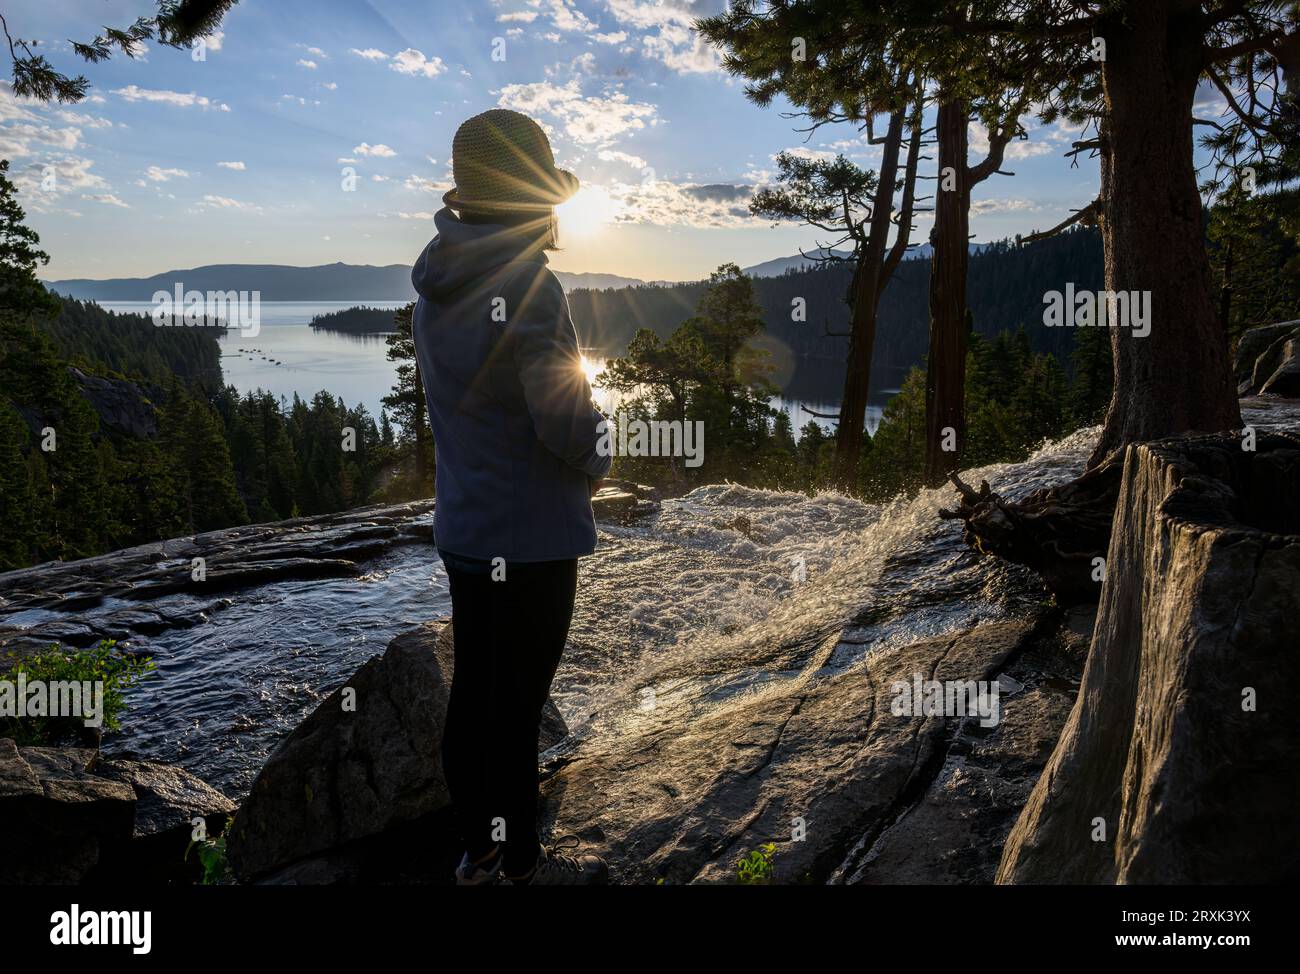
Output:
227 620 568 882
538 612 1058 885
1235 320 1300 397
0 739 233 884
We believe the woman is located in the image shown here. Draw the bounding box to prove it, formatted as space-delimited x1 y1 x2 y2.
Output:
410 109 611 885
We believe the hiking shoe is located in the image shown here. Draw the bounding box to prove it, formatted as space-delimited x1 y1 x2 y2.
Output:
505 837 609 885
455 849 503 885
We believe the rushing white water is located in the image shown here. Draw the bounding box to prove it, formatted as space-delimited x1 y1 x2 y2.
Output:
13 397 1297 799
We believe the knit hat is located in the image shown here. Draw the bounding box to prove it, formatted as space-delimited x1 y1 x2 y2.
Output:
443 109 579 214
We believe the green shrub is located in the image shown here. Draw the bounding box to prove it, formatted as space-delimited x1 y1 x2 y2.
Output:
0 639 155 745
737 843 777 885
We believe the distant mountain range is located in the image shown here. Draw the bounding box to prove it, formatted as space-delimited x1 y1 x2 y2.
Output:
43 261 652 301
44 246 984 303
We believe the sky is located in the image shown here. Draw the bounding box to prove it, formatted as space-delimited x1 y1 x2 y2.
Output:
0 0 1182 284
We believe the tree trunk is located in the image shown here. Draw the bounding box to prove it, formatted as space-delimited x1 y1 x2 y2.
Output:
923 98 971 487
1090 0 1241 468
833 108 905 487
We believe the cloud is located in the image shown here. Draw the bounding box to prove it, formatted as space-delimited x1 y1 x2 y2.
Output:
353 142 396 157
497 79 657 145
144 166 190 182
55 109 112 129
681 183 753 203
544 0 596 32
204 31 225 52
82 193 130 208
322 81 338 90
781 146 837 162
397 211 436 220
605 0 722 73
217 160 246 170
595 31 628 44
497 10 539 22
390 48 446 78
9 155 109 206
969 197 1042 215
641 25 720 74
970 120 1066 161
404 173 452 195
196 194 261 212
297 59 318 70
598 148 648 169
350 46 446 78
113 85 230 111
0 121 82 158
608 177 763 229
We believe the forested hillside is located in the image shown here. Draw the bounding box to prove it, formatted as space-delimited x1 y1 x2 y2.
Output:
568 227 1105 370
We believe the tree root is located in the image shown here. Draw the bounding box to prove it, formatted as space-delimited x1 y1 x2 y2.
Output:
938 453 1125 605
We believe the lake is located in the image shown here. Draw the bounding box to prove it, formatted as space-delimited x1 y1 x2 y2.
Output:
100 301 901 436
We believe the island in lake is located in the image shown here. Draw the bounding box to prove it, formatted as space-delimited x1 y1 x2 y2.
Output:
309 305 402 334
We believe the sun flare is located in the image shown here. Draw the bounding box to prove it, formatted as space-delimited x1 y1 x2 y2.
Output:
558 186 619 239
578 353 603 387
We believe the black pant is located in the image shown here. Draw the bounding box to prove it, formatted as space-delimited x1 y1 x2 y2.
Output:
441 556 577 874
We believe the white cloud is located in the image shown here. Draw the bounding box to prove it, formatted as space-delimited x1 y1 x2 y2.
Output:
55 109 112 129
600 176 762 230
9 155 109 206
545 0 596 32
196 194 261 212
350 46 446 78
598 148 648 169
497 79 656 145
390 48 446 78
203 31 225 52
607 0 703 29
969 197 1042 215
217 160 246 170
144 166 190 182
595 31 628 44
82 193 130 208
297 59 318 70
113 85 230 111
781 146 837 162
604 0 720 73
322 81 338 90
641 25 720 74
404 173 451 194
354 142 396 157
398 211 436 220
497 11 539 22
969 120 1066 161
0 121 82 157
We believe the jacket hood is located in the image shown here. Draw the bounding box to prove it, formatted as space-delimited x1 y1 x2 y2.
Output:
411 206 548 300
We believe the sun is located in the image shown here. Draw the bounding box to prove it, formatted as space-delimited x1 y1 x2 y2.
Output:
558 185 618 239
